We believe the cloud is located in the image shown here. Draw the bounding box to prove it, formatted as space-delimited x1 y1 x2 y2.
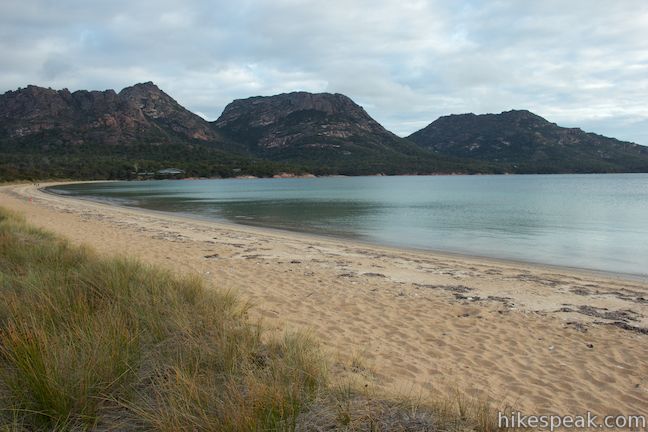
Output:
1 0 647 144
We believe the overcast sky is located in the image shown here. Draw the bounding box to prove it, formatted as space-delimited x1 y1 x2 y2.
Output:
2 0 648 144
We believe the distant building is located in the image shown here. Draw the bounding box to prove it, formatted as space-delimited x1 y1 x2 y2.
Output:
157 168 185 177
130 171 155 180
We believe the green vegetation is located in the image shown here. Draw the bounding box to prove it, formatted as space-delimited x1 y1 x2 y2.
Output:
0 207 502 431
0 136 307 181
0 134 497 181
265 144 500 176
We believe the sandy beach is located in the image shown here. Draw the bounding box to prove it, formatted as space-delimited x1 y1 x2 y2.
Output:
1 182 647 417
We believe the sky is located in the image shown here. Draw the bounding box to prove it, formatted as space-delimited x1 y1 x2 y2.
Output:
2 0 648 144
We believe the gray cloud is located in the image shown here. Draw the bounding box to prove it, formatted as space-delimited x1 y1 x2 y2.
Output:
1 0 647 144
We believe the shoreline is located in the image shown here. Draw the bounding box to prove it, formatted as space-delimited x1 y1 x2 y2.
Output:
2 181 647 415
43 180 648 283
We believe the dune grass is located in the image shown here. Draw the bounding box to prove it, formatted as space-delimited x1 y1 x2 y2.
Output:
0 206 502 431
0 207 323 430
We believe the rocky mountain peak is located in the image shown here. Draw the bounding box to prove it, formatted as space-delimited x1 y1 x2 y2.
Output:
0 83 221 145
439 109 546 124
118 81 163 99
407 109 648 172
215 91 378 130
116 82 183 120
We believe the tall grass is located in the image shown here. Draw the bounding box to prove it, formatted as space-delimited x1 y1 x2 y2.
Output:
0 208 323 430
0 207 503 431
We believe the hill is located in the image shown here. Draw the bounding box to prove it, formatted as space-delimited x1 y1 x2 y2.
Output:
407 110 648 173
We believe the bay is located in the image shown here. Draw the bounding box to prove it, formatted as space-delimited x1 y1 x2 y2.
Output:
49 174 648 277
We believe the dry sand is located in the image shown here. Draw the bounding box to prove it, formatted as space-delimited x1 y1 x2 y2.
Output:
1 182 647 416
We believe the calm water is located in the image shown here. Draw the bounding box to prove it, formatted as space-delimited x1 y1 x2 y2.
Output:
49 175 648 277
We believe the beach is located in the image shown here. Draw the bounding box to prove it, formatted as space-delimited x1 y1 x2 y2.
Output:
1 182 647 416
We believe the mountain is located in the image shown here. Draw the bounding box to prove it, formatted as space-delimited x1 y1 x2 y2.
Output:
0 82 225 147
214 91 398 153
213 92 477 175
3 83 646 180
407 110 648 173
0 83 289 180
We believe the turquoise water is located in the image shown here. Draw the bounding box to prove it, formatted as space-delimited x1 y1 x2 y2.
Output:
49 174 648 277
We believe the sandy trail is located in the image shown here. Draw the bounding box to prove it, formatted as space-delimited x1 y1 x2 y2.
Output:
1 182 647 416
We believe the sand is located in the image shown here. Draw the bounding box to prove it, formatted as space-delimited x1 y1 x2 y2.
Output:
1 182 647 416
